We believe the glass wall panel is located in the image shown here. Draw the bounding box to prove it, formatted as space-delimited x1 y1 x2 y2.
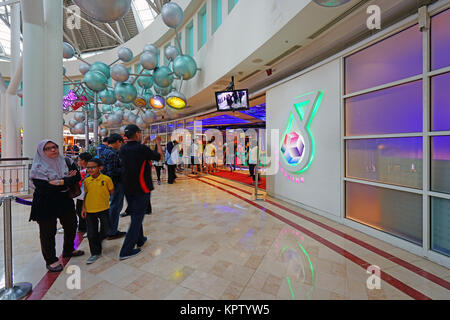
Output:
431 9 450 70
345 81 422 136
431 136 450 194
431 197 450 257
345 25 422 94
346 182 423 245
151 125 158 135
159 123 167 134
346 137 423 189
431 72 450 131
198 5 207 50
212 0 222 34
168 122 175 134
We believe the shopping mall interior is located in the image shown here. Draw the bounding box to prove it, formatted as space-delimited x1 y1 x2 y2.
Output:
0 0 449 303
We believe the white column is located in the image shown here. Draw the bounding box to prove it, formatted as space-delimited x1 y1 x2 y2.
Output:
2 3 21 159
44 0 63 149
22 0 45 158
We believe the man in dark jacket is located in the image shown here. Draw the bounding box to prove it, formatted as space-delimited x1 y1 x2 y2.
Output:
118 125 163 260
100 133 126 240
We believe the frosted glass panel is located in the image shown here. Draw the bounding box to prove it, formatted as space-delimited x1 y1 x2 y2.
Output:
431 136 450 194
345 25 422 93
431 72 450 132
345 81 422 136
346 182 422 245
431 197 450 257
431 9 450 70
346 138 423 189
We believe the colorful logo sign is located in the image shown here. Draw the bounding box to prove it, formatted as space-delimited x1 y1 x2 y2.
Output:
280 91 323 174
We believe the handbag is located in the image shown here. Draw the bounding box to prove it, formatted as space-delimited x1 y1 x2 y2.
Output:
65 158 82 198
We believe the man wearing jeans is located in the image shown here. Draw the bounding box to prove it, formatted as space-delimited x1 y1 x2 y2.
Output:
118 125 163 260
100 134 126 240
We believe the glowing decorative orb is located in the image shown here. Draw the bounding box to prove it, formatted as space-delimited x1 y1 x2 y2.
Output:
281 132 305 165
84 70 108 92
118 47 133 62
111 64 130 82
90 62 110 79
166 91 186 110
99 89 117 105
312 0 351 7
140 52 158 70
137 72 153 89
173 55 197 80
133 96 147 108
63 42 75 59
114 82 137 103
164 45 179 62
72 0 132 23
150 95 165 109
153 66 174 88
79 63 90 75
161 2 184 29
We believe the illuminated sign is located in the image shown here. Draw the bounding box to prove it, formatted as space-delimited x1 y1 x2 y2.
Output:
280 91 323 175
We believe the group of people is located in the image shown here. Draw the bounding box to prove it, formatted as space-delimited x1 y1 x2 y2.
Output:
29 124 163 271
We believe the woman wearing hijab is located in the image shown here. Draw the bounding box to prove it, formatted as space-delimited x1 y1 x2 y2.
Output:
29 140 85 272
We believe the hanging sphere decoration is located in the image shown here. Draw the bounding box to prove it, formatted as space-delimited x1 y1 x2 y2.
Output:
115 82 137 103
142 109 157 124
68 119 78 128
79 63 90 75
118 47 133 62
120 125 127 134
84 70 108 92
102 105 112 113
100 128 109 136
150 95 165 110
166 90 187 110
312 0 351 7
173 55 198 80
154 84 172 96
165 45 179 62
153 66 174 88
99 89 117 105
63 42 75 59
127 113 138 124
134 95 148 108
72 0 132 23
136 116 147 129
137 72 153 89
74 122 85 134
143 43 159 56
74 112 85 122
111 64 130 82
90 62 111 79
140 52 158 70
123 110 132 121
161 2 184 29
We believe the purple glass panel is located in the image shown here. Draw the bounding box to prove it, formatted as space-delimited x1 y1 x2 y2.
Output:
431 72 450 131
346 137 423 189
345 81 422 136
159 124 167 133
431 136 450 194
345 25 422 94
431 9 450 70
346 181 422 245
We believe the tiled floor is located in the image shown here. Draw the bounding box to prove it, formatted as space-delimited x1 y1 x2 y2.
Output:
1 174 449 300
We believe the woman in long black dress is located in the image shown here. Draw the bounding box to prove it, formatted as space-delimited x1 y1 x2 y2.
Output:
29 139 84 272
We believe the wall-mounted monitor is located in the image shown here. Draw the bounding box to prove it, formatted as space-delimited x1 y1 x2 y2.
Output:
215 89 249 111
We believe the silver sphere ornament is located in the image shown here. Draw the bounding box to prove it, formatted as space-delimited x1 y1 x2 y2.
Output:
90 62 111 79
142 109 157 124
165 45 179 62
111 64 130 82
120 125 127 135
100 128 109 137
140 52 158 70
136 116 147 129
143 44 159 56
153 66 174 88
123 110 132 121
161 2 184 29
127 113 138 124
74 112 85 122
173 55 197 80
79 63 90 75
102 105 112 113
137 72 153 89
74 122 85 134
115 82 137 103
118 47 133 62
72 0 132 23
63 42 75 59
68 119 78 128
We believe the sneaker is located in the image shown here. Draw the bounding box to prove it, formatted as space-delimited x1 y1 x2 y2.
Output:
86 255 101 264
120 212 130 218
83 232 88 238
107 231 127 240
119 248 141 261
137 237 147 248
46 263 63 272
157 180 161 185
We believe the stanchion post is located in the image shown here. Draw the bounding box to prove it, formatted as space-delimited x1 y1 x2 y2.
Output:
0 196 32 300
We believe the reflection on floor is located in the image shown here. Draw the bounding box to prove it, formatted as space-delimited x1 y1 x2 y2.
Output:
2 175 449 300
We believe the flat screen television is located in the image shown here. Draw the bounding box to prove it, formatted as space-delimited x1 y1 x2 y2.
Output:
215 89 249 111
